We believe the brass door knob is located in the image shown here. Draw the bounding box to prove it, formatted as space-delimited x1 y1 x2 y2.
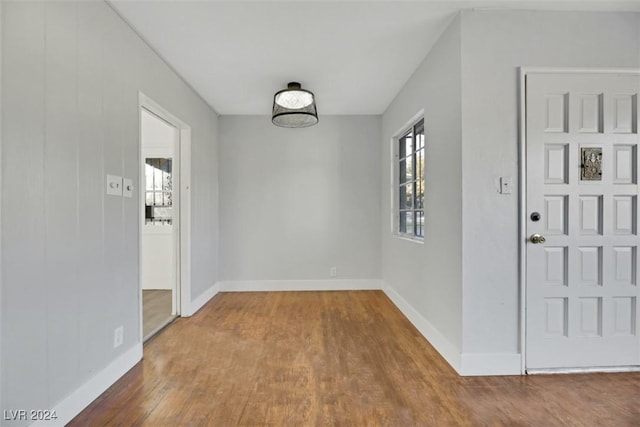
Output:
529 233 546 244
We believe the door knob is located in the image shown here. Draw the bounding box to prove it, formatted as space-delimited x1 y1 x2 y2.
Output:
529 233 546 244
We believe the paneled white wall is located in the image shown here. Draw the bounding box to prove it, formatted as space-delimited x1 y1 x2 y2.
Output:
1 1 218 422
219 116 381 282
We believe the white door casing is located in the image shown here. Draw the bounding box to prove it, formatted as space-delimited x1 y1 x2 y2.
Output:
138 92 193 346
525 71 640 370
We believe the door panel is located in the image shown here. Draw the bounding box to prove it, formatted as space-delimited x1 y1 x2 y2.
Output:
526 72 640 370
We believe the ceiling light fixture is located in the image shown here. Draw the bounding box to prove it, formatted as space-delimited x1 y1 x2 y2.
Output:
272 82 318 128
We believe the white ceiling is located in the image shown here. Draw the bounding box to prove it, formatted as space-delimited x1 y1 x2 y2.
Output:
108 0 640 115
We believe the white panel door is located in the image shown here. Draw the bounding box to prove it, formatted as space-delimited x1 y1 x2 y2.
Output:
526 72 640 370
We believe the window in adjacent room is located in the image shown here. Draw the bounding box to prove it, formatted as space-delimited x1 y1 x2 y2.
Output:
396 118 424 239
145 158 173 225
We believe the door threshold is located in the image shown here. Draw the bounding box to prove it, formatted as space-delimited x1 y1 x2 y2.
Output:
527 366 640 375
143 315 178 344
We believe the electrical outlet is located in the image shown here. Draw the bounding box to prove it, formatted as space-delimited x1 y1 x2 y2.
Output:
114 326 124 348
330 267 337 278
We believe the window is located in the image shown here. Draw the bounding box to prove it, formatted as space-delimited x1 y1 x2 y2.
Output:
396 118 424 239
145 158 173 225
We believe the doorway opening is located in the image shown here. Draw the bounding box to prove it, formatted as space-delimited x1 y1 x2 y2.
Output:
139 94 191 343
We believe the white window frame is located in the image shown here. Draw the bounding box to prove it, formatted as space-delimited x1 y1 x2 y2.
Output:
392 114 425 242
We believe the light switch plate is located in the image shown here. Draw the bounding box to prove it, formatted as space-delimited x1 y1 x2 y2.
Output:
106 175 123 196
500 176 513 194
123 178 133 198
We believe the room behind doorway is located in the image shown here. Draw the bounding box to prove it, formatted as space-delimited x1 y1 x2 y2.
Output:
140 107 179 341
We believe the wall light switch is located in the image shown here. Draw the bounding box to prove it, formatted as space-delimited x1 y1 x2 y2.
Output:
500 176 513 195
123 178 133 198
106 175 123 196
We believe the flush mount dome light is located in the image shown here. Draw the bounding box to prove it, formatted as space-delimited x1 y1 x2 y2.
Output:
272 82 318 128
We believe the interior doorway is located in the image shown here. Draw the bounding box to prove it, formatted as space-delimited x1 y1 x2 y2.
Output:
141 108 178 340
139 94 192 343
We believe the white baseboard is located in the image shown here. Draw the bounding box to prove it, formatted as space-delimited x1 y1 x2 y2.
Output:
460 352 522 376
188 280 524 376
218 279 384 292
185 282 221 317
26 281 521 427
382 282 524 376
31 344 142 427
183 279 382 318
381 283 462 374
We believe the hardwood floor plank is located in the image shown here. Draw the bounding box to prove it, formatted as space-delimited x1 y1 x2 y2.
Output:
69 291 640 426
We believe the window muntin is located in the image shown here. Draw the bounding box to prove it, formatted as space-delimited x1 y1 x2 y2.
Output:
397 119 424 238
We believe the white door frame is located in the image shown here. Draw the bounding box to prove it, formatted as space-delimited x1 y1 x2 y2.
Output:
518 67 640 374
138 92 192 344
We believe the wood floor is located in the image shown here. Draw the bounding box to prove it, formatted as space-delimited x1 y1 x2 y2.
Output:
142 289 175 341
70 291 640 426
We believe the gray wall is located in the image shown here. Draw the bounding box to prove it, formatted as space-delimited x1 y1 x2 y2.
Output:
380 10 640 374
459 10 640 358
381 15 463 356
2 5 638 420
219 116 381 281
1 1 218 421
